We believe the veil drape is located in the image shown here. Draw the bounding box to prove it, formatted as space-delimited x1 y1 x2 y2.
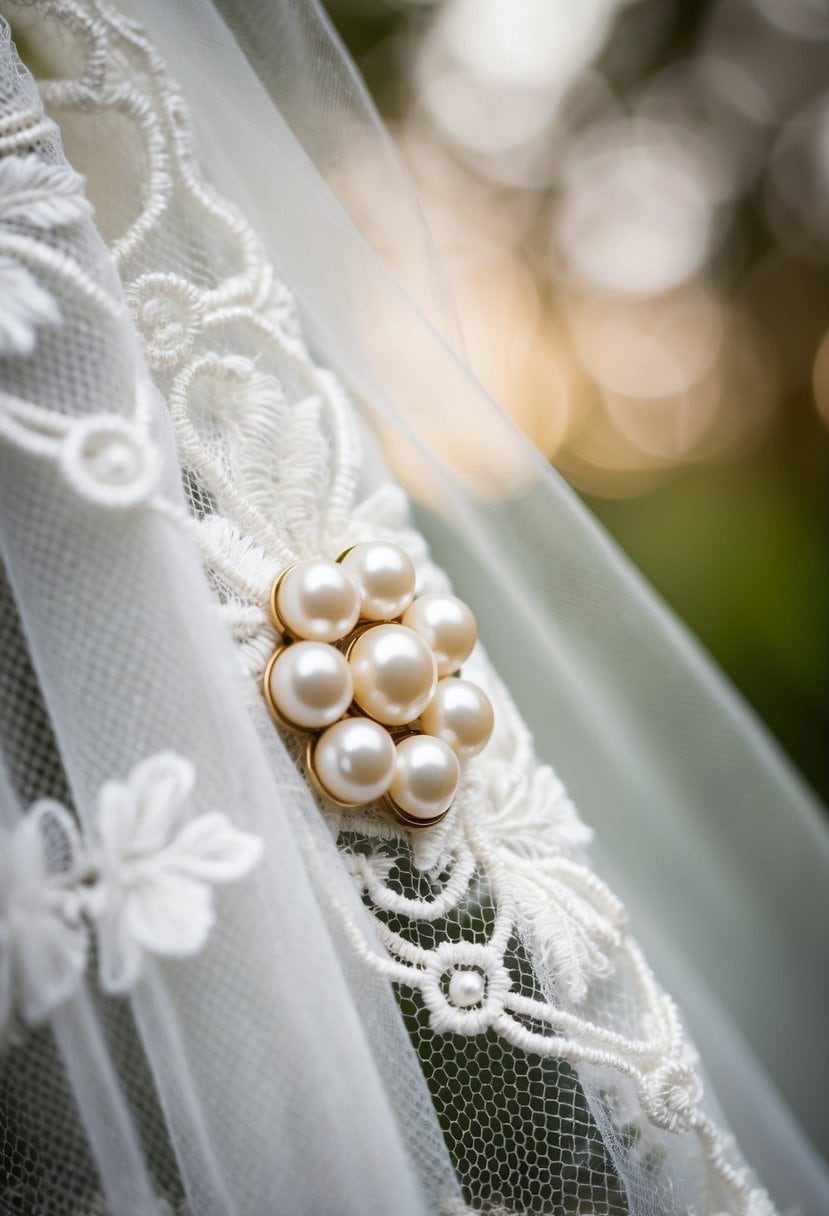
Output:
133 0 829 1172
0 15 458 1213
1 1 828 1212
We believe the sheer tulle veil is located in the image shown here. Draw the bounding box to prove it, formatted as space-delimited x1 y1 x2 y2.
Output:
1 0 827 1212
145 0 829 1157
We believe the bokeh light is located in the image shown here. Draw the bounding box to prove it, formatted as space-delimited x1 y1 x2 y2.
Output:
554 118 720 296
323 0 829 802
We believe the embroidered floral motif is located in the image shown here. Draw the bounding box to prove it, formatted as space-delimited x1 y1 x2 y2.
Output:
482 761 592 860
0 753 262 1035
421 942 511 1036
0 255 60 357
744 1192 777 1216
0 109 164 513
126 273 205 370
0 154 92 230
0 153 92 356
0 394 163 511
86 752 262 992
0 801 87 1036
58 413 161 509
644 1061 705 1133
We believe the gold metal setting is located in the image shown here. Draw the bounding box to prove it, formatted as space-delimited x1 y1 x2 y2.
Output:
341 620 380 658
268 564 294 635
263 643 320 733
382 794 449 830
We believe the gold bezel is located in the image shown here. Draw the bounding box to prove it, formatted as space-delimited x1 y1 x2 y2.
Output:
341 619 382 658
382 794 451 830
262 645 296 729
268 565 295 636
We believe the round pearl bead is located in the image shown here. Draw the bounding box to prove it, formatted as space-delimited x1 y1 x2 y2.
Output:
349 624 437 726
268 642 353 730
401 593 477 677
313 717 396 806
420 678 494 759
340 542 416 621
88 440 139 485
448 969 486 1009
59 416 158 507
276 558 360 642
388 734 460 821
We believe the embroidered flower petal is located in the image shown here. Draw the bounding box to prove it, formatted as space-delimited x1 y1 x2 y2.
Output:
130 752 195 839
13 904 89 1024
95 899 146 994
484 764 592 860
0 257 60 357
164 813 263 882
123 871 215 957
0 155 92 229
95 778 143 867
15 799 86 893
1 805 88 1026
10 809 50 895
97 751 195 862
89 752 263 990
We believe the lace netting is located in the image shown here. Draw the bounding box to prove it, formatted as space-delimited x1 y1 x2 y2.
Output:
0 2 779 1213
381 871 631 1215
0 561 185 1212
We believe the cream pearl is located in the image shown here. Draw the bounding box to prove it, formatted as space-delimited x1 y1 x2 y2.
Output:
313 717 396 806
276 558 360 642
267 642 352 731
420 678 494 759
388 735 460 821
448 969 486 1008
349 625 437 726
340 542 416 621
401 593 477 676
88 440 139 485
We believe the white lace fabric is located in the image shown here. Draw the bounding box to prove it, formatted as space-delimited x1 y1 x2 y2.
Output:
0 2 820 1214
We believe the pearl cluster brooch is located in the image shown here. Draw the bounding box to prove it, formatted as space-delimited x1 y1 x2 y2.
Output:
263 542 493 827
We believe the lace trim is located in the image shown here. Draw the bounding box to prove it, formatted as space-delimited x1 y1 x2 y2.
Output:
6 3 775 1212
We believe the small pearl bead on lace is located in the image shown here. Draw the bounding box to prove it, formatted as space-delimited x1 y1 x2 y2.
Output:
448 970 486 1009
59 415 160 509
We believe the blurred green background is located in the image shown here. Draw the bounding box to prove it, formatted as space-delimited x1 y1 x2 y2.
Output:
322 0 829 803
